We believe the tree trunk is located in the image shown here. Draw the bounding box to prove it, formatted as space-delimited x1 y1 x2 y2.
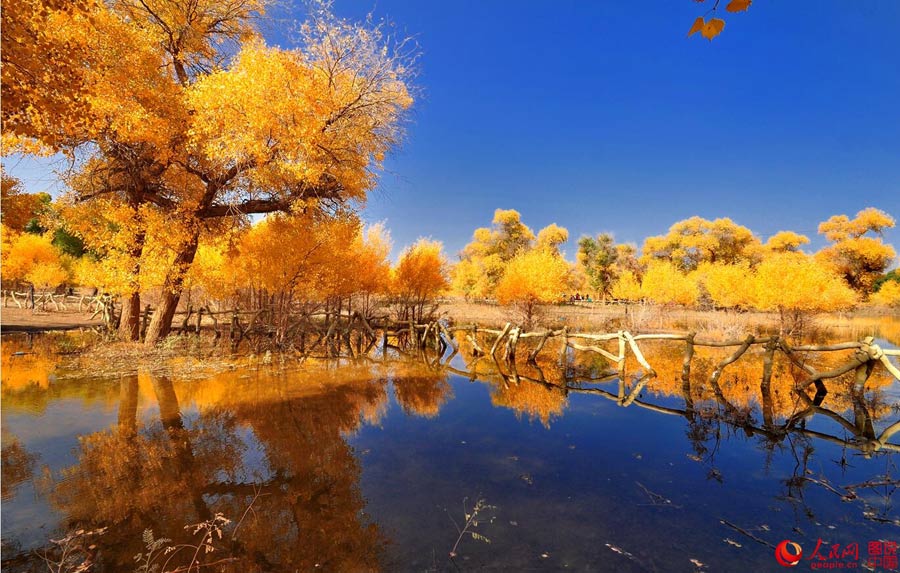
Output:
116 207 146 341
144 230 201 345
118 292 142 341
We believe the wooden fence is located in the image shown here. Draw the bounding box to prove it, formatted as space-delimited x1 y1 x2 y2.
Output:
445 323 900 394
4 289 898 395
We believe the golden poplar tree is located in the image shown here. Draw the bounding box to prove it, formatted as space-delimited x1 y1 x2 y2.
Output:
495 247 570 327
816 208 896 295
3 0 415 343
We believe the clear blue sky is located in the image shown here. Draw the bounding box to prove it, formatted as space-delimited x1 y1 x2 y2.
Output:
5 1 899 262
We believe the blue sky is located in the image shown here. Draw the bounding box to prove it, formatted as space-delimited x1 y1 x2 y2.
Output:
5 1 899 262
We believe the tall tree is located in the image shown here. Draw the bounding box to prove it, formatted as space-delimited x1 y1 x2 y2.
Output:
641 216 762 271
454 209 561 300
495 247 569 327
577 233 618 298
391 239 449 322
816 208 896 294
3 0 415 344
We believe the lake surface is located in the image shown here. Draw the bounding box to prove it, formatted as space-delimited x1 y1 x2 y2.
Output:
2 321 900 572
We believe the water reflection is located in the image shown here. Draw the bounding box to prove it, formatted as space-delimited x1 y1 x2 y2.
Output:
1 328 899 570
39 371 397 572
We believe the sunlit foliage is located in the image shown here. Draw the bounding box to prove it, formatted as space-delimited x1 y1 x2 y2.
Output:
454 209 537 299
391 239 449 322
453 209 572 312
611 270 643 302
577 233 620 298
3 0 416 342
752 253 857 328
640 261 699 306
1 227 70 289
1 171 49 232
871 281 900 308
536 223 569 255
693 261 754 310
641 216 762 272
495 247 570 326
765 231 810 253
817 208 896 295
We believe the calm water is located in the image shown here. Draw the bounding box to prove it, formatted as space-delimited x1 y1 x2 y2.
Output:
2 323 900 572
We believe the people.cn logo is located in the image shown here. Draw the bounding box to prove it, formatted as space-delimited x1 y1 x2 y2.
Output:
775 540 803 567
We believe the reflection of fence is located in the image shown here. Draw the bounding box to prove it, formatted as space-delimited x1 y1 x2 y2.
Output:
442 353 900 458
436 345 900 528
451 323 900 392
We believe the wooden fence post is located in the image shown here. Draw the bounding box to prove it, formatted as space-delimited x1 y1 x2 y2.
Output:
559 327 569 364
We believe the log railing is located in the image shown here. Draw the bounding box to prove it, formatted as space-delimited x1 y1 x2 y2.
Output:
443 322 900 393
6 289 897 393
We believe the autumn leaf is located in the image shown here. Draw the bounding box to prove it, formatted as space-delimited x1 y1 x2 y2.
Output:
726 0 752 13
687 17 705 37
701 18 726 40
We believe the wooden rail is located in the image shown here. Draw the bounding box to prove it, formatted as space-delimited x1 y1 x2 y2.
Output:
7 291 897 393
443 322 900 393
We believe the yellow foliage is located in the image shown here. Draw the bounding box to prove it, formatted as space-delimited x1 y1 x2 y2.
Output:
26 261 69 289
457 209 537 297
765 231 809 253
818 237 896 294
871 281 900 308
1 230 68 287
187 239 243 304
352 224 393 298
693 262 753 309
451 258 493 300
611 270 642 301
235 211 360 301
495 248 570 307
1 172 46 232
495 247 570 324
640 261 698 306
536 223 569 255
819 207 895 242
391 239 449 321
817 208 896 294
5 0 416 340
752 253 857 315
641 216 761 271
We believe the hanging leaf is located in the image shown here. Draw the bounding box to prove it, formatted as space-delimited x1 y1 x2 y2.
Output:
726 0 752 13
687 17 705 37
701 18 726 40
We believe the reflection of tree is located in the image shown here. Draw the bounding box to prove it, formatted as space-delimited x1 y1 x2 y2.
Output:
392 365 453 418
1 333 120 415
43 370 390 571
491 377 568 428
1 436 38 501
446 337 900 467
446 352 572 428
219 380 388 571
